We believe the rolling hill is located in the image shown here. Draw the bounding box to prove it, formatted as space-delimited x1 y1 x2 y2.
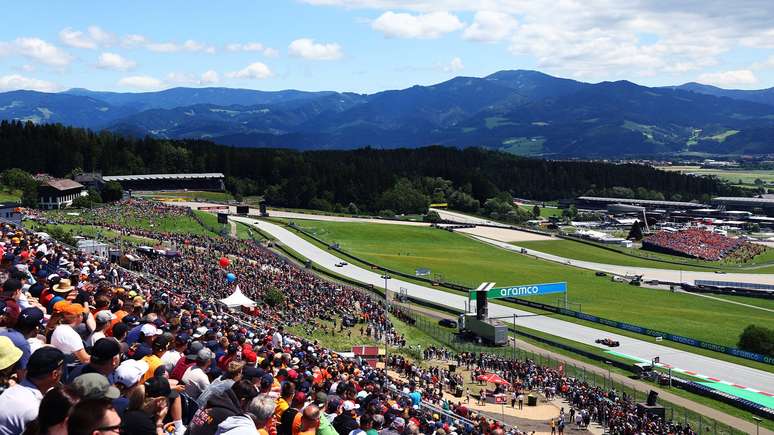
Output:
1 70 773 156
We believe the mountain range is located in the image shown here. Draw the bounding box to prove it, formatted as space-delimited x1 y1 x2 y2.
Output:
1 70 774 157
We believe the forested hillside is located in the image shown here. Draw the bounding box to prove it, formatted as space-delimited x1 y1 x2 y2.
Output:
0 120 740 214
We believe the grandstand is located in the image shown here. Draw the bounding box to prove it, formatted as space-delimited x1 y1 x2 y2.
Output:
102 172 225 191
642 228 763 261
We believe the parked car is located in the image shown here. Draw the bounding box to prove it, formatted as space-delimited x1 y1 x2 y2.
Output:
438 318 458 328
595 271 607 277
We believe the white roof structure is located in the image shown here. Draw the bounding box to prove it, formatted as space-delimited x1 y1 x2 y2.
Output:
219 286 257 308
102 173 224 182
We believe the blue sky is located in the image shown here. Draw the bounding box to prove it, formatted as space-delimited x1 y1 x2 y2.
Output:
1 0 773 93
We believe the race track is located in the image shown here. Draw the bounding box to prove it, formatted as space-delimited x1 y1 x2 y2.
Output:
232 216 774 395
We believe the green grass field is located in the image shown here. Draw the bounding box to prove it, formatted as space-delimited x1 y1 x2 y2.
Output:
288 219 772 348
657 165 774 185
516 204 562 218
516 239 774 272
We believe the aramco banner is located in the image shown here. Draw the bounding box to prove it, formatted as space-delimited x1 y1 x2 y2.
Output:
469 282 567 300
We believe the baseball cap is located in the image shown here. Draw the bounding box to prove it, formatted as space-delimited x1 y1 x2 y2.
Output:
0 336 22 370
144 375 179 399
53 301 86 316
95 310 116 324
175 333 190 344
122 315 140 326
72 373 120 400
26 347 65 378
260 373 274 386
114 359 149 388
393 417 406 429
140 324 162 337
315 391 328 406
185 341 204 360
343 400 360 411
196 348 214 362
91 338 121 361
16 307 44 329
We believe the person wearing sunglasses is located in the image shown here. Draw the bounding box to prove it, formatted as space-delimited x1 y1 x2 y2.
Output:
67 399 122 435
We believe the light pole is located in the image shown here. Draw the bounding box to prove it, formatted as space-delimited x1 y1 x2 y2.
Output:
752 416 762 435
605 360 612 390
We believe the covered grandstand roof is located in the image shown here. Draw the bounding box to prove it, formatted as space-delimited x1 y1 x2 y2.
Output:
577 196 706 208
103 172 224 182
712 197 774 205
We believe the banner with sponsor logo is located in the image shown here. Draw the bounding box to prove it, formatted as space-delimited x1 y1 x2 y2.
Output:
469 282 567 300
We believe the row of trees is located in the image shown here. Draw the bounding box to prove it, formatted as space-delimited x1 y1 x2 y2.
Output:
0 120 743 213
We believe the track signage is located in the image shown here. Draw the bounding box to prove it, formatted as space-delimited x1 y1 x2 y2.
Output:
469 282 567 300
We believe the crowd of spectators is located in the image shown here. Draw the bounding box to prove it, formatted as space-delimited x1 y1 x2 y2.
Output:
0 201 703 435
419 348 697 435
642 228 763 262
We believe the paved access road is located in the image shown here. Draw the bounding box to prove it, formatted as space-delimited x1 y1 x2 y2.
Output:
231 216 774 394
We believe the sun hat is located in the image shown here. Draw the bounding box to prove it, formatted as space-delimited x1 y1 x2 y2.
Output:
0 336 22 370
52 278 74 294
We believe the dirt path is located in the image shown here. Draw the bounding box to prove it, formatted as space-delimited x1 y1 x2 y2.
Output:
397 302 773 435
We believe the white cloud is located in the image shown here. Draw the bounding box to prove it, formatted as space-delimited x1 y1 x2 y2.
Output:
15 37 72 66
96 52 136 70
146 39 215 53
0 74 60 92
372 11 464 39
443 56 464 72
59 27 96 49
200 70 220 84
88 26 115 46
123 34 148 47
226 62 273 79
118 75 164 90
167 70 221 85
225 42 278 57
59 26 115 49
463 11 516 42
697 70 758 88
305 0 774 81
288 38 343 60
146 42 180 53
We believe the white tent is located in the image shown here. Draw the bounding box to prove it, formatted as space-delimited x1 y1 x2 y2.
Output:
219 286 257 308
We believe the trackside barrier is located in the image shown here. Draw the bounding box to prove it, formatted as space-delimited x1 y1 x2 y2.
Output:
504 298 774 366
284 222 773 366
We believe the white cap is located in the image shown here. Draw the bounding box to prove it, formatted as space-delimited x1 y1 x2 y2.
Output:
114 359 149 387
140 324 162 336
343 401 360 411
